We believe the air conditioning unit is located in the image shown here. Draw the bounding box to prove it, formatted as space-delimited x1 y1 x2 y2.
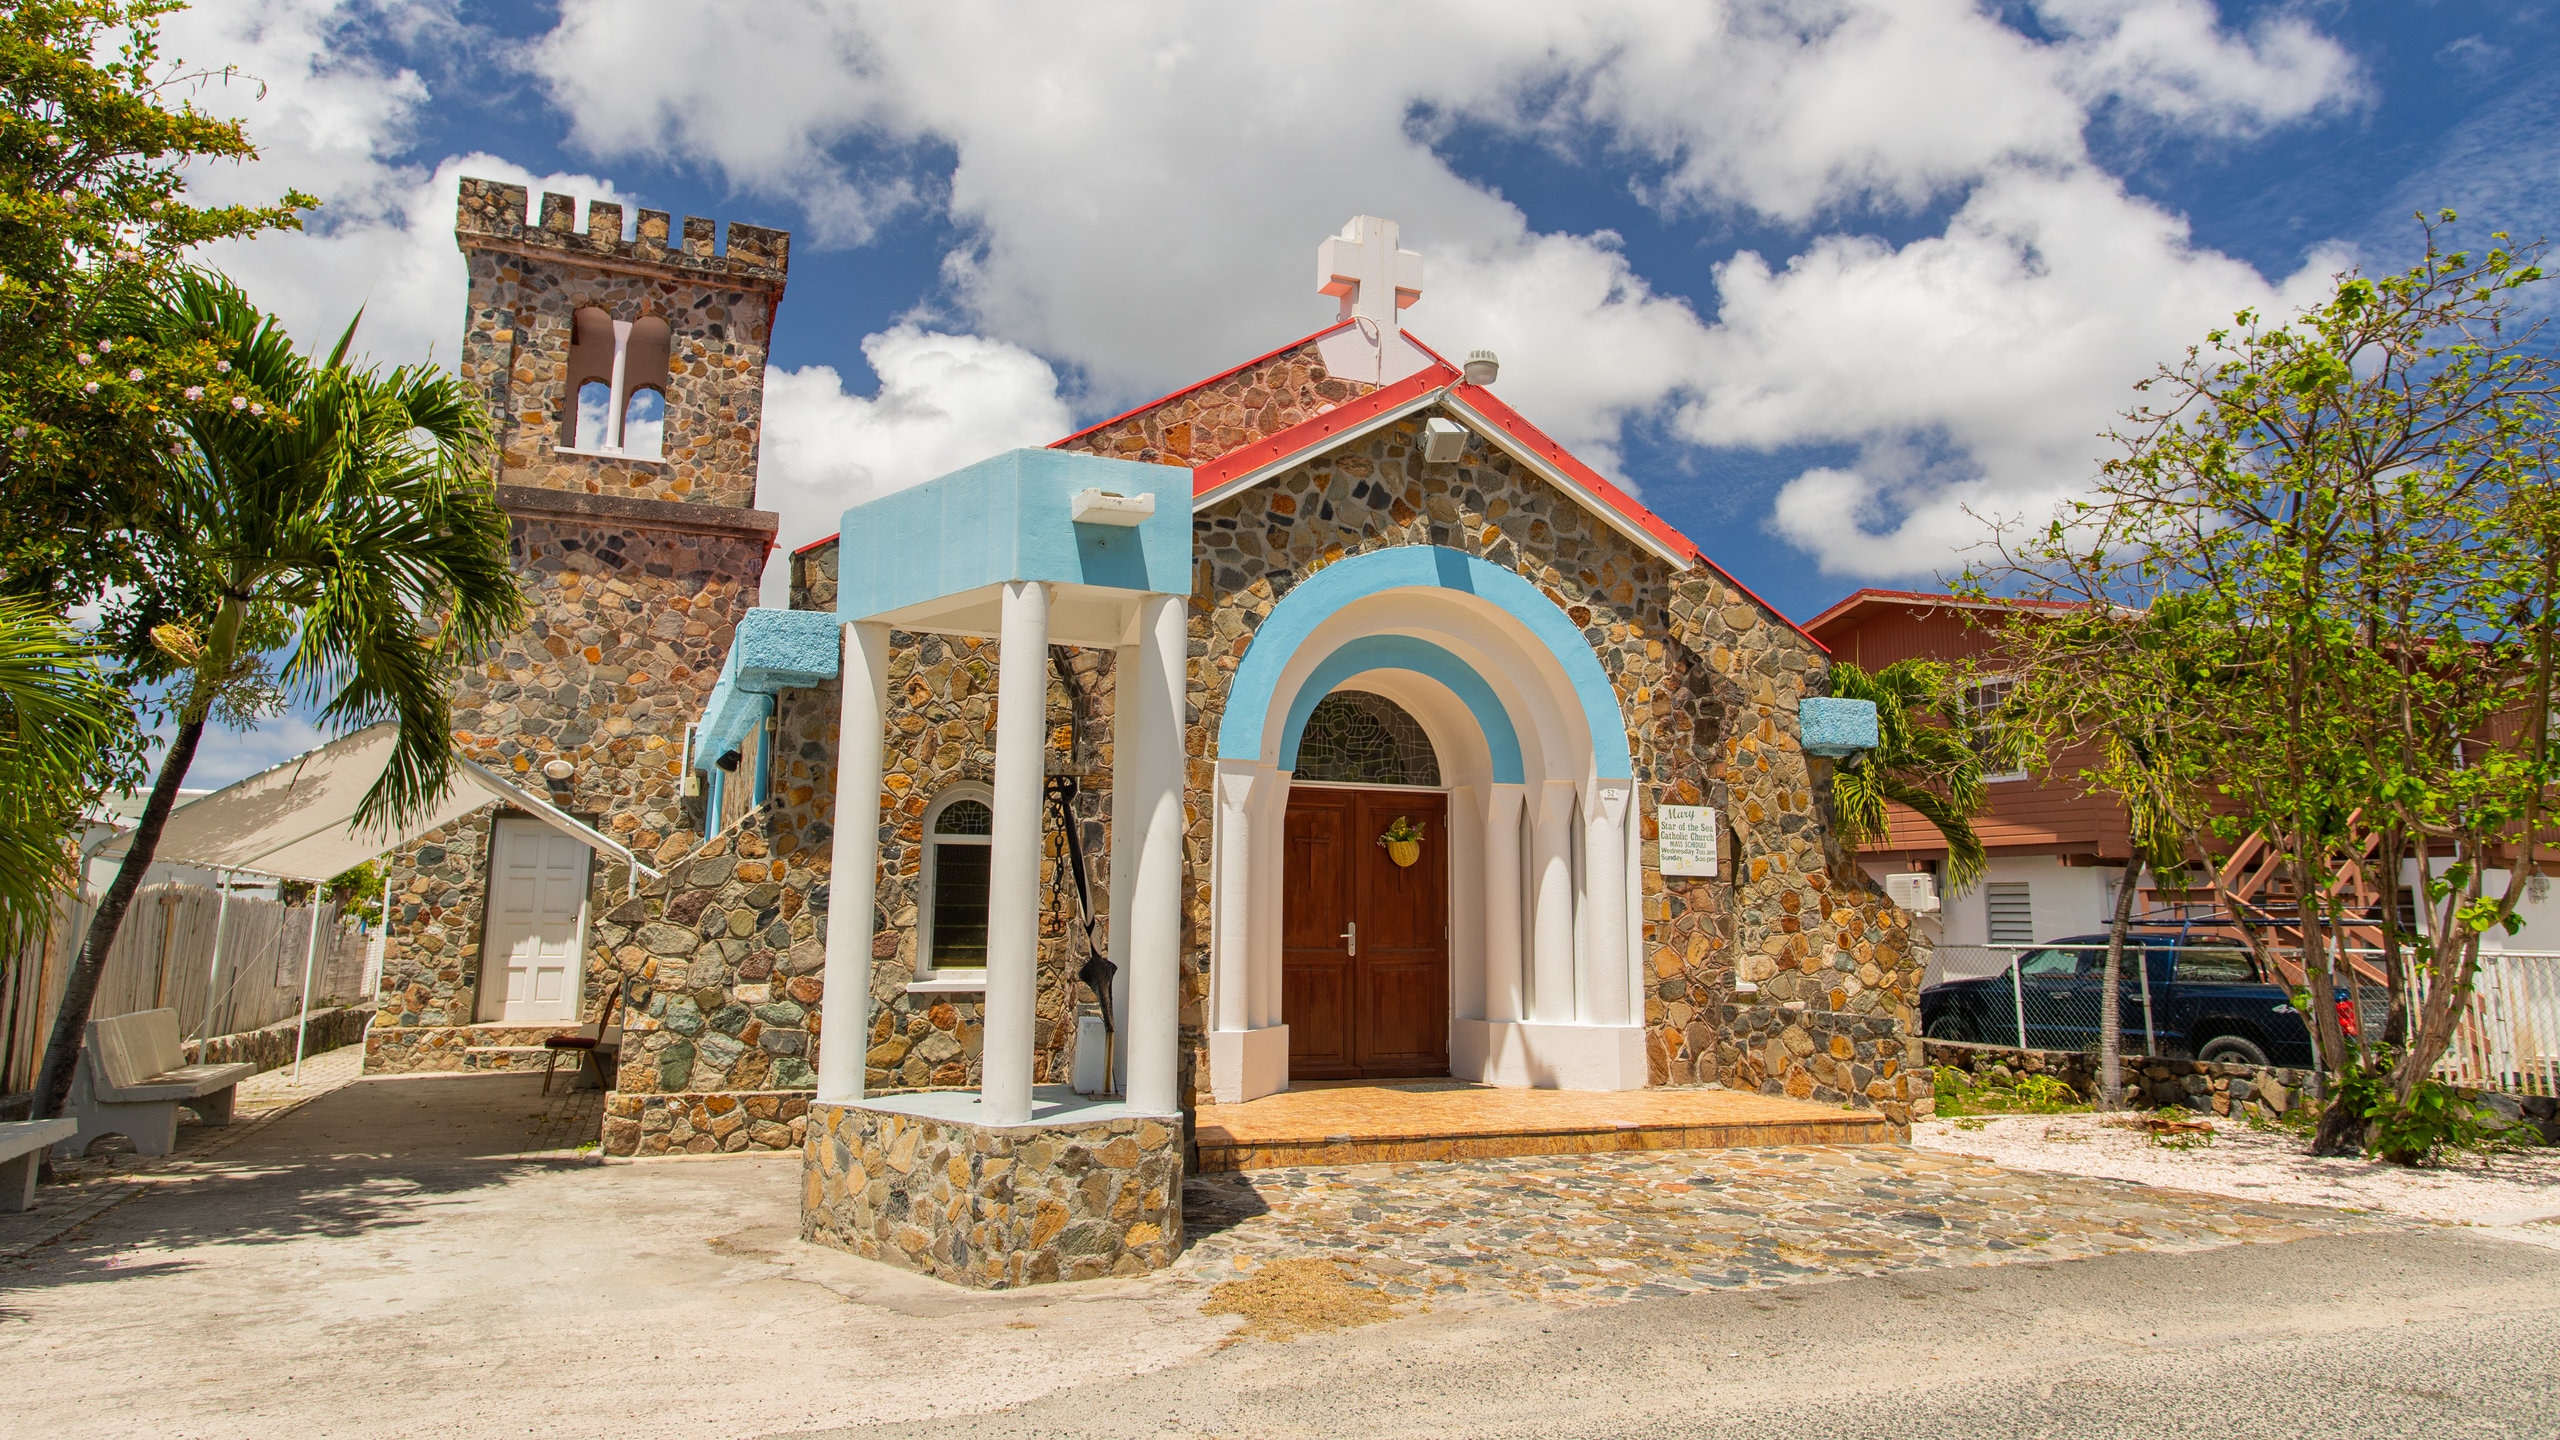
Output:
1886 872 1941 913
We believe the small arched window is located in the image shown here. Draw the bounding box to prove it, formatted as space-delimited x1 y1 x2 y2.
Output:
559 307 673 459
920 786 995 974
621 386 665 460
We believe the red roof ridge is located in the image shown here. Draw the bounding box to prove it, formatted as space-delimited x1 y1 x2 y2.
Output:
1189 365 1458 497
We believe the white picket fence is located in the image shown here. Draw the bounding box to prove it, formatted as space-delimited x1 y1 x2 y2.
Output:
0 884 364 1096
2416 950 2560 1098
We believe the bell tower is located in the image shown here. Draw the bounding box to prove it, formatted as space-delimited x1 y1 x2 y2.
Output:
365 182 791 1067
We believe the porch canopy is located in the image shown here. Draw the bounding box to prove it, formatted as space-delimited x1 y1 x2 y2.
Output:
100 722 660 884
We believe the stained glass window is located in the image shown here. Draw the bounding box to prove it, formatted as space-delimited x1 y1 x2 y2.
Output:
1295 690 1441 786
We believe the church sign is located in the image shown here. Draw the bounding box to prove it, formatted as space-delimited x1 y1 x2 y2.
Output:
1658 804 1719 877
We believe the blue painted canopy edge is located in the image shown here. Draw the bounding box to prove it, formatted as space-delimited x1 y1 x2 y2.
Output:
695 607 842 773
833 448 1192 619
1798 696 1880 757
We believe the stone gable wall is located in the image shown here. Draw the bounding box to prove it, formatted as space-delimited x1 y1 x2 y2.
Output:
1056 340 1366 467
1183 411 1926 1120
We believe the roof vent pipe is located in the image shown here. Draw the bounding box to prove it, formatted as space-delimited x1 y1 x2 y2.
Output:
1462 349 1499 386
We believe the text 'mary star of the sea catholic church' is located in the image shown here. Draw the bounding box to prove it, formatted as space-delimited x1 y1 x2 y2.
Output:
369 182 1922 1286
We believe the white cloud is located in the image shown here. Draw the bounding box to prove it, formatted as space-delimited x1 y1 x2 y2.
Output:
520 0 2367 587
159 1 627 368
2039 0 2369 135
756 327 1073 604
1693 168 2349 574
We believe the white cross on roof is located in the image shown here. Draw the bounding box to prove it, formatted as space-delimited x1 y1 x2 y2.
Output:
1317 216 1423 330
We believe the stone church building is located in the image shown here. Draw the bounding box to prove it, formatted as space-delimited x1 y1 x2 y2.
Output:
369 184 1927 1287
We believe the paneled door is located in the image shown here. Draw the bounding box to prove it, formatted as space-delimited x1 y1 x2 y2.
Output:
480 817 592 1023
1281 788 1449 1079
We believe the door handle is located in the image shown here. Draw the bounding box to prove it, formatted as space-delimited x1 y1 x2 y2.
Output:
1342 922 1357 957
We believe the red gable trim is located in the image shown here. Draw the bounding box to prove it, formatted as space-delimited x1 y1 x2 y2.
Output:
1444 387 1824 652
1189 365 1457 500
790 532 839 558
1048 321 1356 454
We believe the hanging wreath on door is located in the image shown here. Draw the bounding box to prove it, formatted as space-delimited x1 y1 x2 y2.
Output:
1376 815 1425 867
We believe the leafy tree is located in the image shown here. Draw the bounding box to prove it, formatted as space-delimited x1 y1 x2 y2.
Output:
0 597 126 954
1966 593 2215 1109
1 0 312 597
1991 214 2558 1156
1826 658 1993 892
31 274 521 1122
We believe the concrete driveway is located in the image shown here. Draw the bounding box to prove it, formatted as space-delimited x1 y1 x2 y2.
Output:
4 1059 2552 1439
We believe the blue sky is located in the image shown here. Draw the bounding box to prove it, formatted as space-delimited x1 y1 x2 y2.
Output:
159 0 2560 785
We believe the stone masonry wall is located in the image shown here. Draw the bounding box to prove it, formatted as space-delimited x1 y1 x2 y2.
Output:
802 1101 1182 1287
370 502 769 1065
594 637 1108 1156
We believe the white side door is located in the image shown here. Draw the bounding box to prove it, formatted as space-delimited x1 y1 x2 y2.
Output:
481 817 592 1023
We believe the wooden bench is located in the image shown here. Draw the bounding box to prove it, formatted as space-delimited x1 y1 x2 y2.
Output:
0 1117 75 1211
57 1008 258 1160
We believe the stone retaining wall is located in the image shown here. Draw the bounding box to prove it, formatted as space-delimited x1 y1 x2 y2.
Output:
1930 1039 2316 1123
801 1101 1182 1288
184 1006 371 1075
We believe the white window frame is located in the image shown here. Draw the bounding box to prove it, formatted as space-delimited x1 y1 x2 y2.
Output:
910 782 995 993
1964 673 2029 783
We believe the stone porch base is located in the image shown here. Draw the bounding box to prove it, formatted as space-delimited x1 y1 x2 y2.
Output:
801 1089 1182 1289
604 1090 813 1156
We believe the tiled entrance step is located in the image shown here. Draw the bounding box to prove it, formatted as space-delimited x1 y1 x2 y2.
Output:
1192 1080 1898 1172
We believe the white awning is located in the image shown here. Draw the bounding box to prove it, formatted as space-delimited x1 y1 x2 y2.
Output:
101 723 662 883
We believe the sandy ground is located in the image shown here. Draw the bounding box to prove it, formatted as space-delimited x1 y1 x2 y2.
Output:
1916 1113 2560 1234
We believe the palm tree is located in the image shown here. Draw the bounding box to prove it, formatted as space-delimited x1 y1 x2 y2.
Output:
1825 658 1992 891
31 272 522 1121
0 597 124 958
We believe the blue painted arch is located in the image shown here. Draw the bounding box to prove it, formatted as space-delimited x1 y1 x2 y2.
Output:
1219 546 1632 780
1276 635 1524 784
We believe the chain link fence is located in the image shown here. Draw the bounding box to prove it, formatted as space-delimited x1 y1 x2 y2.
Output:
1922 941 2389 1070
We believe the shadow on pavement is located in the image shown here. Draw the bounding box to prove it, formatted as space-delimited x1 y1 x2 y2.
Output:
0 1071 605 1304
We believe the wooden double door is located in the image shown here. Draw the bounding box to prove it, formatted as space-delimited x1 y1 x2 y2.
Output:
1282 788 1449 1079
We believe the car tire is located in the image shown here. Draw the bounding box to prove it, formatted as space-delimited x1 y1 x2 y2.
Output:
2198 1034 2271 1068
1925 1014 1974 1043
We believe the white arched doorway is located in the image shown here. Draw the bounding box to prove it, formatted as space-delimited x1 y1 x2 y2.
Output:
1208 547 1644 1102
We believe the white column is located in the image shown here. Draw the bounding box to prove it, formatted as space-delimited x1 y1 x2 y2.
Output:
1124 593 1187 1116
1105 641 1141 1093
981 581 1051 1125
604 318 634 451
1483 785 1527 1023
1529 781 1578 1023
1582 783 1631 1027
1213 769 1254 1035
197 869 233 1042
818 621 890 1103
1250 770 1287 1029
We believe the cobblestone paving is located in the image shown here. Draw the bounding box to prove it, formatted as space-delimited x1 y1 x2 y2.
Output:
1171 1144 2409 1309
